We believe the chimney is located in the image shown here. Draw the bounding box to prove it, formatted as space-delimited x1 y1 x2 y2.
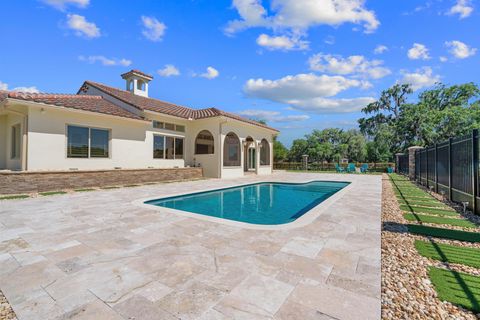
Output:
121 69 153 97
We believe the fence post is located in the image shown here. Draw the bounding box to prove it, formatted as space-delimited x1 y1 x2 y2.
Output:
472 129 478 214
448 137 453 200
434 143 438 193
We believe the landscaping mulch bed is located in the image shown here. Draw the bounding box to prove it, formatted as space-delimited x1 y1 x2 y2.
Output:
381 174 479 319
0 290 16 320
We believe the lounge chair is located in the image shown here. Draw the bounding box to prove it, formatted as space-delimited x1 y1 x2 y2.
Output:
346 163 356 173
335 163 345 173
360 163 369 173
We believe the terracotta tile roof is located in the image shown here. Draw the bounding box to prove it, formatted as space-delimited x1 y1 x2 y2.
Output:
121 69 153 80
81 81 278 132
1 90 144 121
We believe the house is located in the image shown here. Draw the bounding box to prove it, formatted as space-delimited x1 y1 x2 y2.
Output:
0 70 278 178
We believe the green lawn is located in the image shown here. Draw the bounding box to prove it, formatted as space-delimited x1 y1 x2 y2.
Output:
407 224 480 242
74 188 96 192
404 213 477 228
415 240 480 269
0 194 30 200
400 204 458 216
429 267 480 313
39 191 68 196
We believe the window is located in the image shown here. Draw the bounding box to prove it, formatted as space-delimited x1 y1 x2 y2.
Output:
260 139 270 165
67 125 110 158
153 135 165 159
153 135 184 160
11 124 21 159
223 132 240 166
152 121 185 132
195 130 214 154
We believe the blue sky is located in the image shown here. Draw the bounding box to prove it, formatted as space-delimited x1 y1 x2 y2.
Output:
0 0 478 146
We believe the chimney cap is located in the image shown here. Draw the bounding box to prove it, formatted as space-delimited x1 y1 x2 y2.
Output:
121 69 153 81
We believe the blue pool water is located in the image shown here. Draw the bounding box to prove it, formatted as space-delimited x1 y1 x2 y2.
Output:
145 181 349 225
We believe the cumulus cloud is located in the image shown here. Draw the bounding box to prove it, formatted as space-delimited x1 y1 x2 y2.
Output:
198 66 219 79
225 0 379 34
0 81 40 93
78 55 131 67
66 14 100 38
141 16 166 42
407 43 430 60
373 45 388 54
445 40 477 59
41 0 89 11
448 0 473 19
256 33 308 51
157 64 180 77
238 109 310 122
244 73 374 113
308 54 391 79
400 67 440 91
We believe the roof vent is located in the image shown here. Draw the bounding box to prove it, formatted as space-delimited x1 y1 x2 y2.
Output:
121 70 153 98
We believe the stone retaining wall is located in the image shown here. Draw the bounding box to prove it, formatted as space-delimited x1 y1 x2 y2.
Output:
0 168 203 195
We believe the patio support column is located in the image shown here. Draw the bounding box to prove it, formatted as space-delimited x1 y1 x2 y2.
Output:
408 146 423 181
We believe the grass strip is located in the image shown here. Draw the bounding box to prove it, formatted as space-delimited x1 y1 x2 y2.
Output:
100 186 120 189
398 200 449 209
404 213 477 228
74 188 96 192
400 204 457 216
415 240 480 269
39 191 67 196
124 184 140 188
0 194 30 200
429 267 480 313
408 224 480 242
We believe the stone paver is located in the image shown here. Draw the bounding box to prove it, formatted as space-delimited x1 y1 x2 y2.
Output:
0 172 381 319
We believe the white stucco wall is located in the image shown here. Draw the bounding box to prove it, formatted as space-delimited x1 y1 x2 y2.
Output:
0 115 6 169
26 105 186 171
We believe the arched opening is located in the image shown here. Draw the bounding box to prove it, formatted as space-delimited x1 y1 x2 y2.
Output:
195 130 214 154
137 80 145 91
223 132 240 166
260 139 270 165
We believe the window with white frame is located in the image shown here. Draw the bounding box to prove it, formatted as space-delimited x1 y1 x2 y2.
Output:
223 132 240 166
153 135 184 159
67 125 110 158
152 121 185 133
11 124 21 159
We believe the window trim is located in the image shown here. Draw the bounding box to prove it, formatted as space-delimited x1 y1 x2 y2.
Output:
195 130 215 155
66 124 111 159
223 132 241 167
152 120 186 133
153 134 184 160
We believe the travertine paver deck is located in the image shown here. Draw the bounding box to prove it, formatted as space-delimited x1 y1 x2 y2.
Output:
0 172 381 320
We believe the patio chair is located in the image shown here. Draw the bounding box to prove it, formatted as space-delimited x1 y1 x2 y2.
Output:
335 163 345 173
360 163 369 173
346 163 356 173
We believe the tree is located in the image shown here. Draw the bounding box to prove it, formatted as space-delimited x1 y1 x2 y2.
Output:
288 139 308 161
273 136 288 162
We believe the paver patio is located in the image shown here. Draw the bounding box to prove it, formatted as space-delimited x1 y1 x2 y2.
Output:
0 172 381 320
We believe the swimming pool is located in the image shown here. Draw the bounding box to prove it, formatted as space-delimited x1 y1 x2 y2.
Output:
145 181 349 225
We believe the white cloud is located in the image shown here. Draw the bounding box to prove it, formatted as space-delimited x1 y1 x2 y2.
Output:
407 43 430 60
238 109 310 122
225 0 380 34
141 16 166 42
308 54 391 79
400 67 440 91
66 14 100 38
439 56 448 62
448 0 473 19
0 81 40 93
157 64 180 77
256 33 308 51
78 55 131 67
445 40 477 59
373 45 388 54
41 0 89 11
198 66 219 79
243 73 373 113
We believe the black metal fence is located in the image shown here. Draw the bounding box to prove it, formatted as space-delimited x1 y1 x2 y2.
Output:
412 129 479 215
273 162 394 173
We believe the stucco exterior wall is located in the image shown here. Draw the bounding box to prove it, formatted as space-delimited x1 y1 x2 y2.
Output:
27 105 186 171
0 115 6 169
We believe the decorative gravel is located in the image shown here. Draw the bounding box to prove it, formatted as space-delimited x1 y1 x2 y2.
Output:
0 290 16 320
381 174 479 319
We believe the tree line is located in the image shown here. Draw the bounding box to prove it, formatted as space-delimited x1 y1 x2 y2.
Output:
272 82 480 163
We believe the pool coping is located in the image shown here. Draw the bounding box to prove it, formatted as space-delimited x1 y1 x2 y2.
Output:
132 179 353 230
